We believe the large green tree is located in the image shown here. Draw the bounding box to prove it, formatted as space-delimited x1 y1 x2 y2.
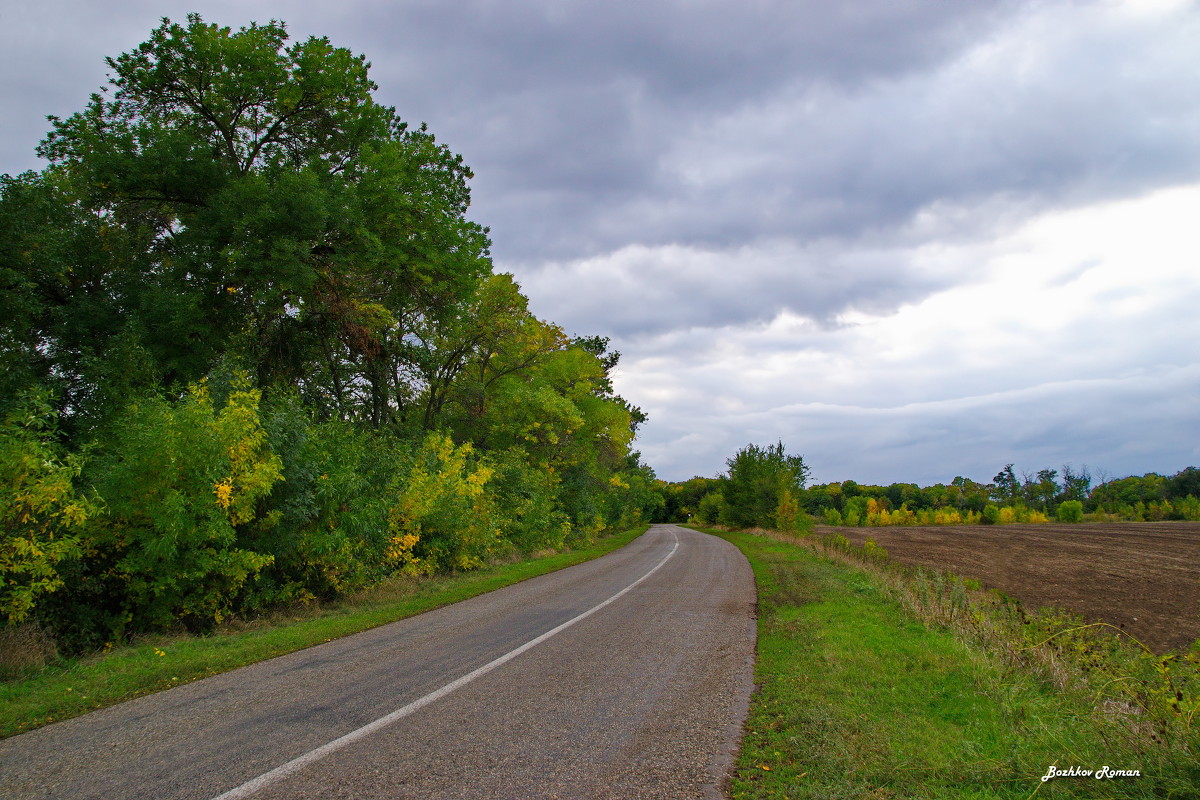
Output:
721 441 810 531
3 14 491 428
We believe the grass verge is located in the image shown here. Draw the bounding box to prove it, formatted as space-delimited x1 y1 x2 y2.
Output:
692 526 1199 799
0 525 647 740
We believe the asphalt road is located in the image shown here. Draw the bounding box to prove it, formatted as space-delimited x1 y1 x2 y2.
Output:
0 524 756 799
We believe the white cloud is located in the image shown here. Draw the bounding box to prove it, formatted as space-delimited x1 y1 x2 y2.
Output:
616 184 1200 482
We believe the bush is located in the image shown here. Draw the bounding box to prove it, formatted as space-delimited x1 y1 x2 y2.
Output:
921 508 964 525
488 448 571 553
981 504 1000 525
0 393 96 625
83 379 280 634
1056 500 1084 523
694 491 725 526
257 415 399 601
1179 495 1200 521
386 433 499 574
721 442 808 529
773 487 812 534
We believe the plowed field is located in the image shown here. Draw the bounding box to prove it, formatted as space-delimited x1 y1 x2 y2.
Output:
822 521 1200 653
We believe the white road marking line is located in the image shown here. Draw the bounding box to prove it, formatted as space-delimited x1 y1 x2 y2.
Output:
210 530 681 800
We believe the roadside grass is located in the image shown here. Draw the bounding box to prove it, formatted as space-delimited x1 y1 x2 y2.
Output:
694 526 1199 799
0 525 647 740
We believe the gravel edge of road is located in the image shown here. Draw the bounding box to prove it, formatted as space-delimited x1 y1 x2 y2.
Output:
704 629 756 800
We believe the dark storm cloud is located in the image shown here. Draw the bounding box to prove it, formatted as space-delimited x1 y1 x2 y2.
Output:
8 1 1196 270
363 0 1011 116
337 0 1200 271
518 237 955 338
342 0 1018 260
619 5 1200 250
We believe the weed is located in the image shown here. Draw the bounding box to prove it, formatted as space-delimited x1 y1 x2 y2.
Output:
0 623 58 680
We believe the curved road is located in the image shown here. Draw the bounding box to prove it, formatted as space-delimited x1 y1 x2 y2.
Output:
1 525 755 799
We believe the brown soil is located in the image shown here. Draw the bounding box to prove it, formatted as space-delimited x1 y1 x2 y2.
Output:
821 521 1200 653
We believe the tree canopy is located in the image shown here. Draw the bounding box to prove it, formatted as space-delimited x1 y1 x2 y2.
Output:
1 15 656 646
5 14 495 431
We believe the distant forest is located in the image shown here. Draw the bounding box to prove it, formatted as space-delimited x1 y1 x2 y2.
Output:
659 443 1200 530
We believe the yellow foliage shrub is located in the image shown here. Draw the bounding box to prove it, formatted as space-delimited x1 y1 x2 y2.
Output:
386 433 498 574
0 394 97 623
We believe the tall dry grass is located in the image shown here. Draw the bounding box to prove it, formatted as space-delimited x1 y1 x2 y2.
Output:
0 623 58 680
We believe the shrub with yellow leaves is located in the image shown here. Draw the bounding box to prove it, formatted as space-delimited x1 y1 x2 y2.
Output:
0 392 98 624
386 433 499 574
86 376 280 633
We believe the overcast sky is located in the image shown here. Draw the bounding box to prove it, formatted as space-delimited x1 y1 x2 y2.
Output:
3 0 1198 486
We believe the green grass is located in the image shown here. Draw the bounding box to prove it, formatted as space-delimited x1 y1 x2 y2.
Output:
0 525 647 739
695 527 1198 799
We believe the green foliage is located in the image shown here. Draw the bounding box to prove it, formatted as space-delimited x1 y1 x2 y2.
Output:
84 379 281 633
1023 467 1060 512
1059 463 1091 503
1166 466 1200 500
669 459 1197 533
412 272 568 433
694 491 726 526
773 487 812 534
991 464 1019 504
842 496 869 527
486 449 571 553
722 442 810 530
1088 473 1165 512
250 406 398 602
1178 495 1200 521
655 476 719 522
11 14 489 428
2 14 652 650
0 394 95 624
1055 499 1084 523
603 455 666 531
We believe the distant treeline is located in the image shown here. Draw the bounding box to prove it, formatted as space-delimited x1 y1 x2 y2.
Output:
0 17 661 653
657 446 1200 529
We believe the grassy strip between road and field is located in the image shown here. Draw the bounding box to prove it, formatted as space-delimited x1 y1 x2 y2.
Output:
695 526 1200 800
0 525 648 740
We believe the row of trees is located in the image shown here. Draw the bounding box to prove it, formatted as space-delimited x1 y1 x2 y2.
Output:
658 450 1200 528
658 442 812 533
1 16 660 652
